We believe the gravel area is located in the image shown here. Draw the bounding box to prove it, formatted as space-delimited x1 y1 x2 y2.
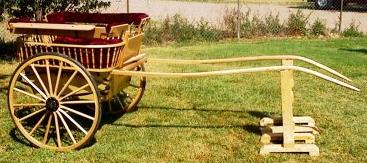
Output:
106 0 367 33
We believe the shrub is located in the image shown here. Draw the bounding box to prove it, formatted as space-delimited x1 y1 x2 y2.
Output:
311 19 327 36
0 37 17 60
250 14 267 37
240 10 268 38
286 10 310 36
195 19 222 42
265 13 284 36
224 9 285 38
144 14 221 45
144 22 164 45
170 14 196 42
342 22 364 37
240 10 254 38
145 11 364 45
241 11 284 38
222 8 239 38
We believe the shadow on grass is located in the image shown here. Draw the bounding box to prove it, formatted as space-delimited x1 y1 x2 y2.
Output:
243 124 262 135
115 123 247 129
139 105 249 113
100 111 126 127
340 48 367 54
247 110 272 119
9 128 98 149
9 128 33 147
104 106 274 135
0 55 16 62
7 106 275 148
100 106 249 129
110 122 262 135
0 74 10 94
0 39 17 62
138 106 275 118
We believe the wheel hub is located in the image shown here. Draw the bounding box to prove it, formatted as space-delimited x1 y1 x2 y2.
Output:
45 97 59 112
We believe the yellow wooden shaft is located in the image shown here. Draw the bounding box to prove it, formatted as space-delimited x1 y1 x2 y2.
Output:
148 55 351 82
112 65 359 91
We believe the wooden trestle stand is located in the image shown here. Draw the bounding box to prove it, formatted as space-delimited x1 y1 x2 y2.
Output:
259 60 319 156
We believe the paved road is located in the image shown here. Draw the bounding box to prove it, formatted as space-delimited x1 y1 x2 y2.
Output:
106 0 367 33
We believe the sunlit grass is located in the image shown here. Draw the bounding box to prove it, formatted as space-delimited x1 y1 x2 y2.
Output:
0 37 367 162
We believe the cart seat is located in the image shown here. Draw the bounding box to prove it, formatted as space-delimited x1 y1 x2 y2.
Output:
53 36 122 45
46 12 149 32
9 12 149 39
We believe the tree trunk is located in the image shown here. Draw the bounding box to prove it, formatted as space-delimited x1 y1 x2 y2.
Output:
35 0 42 21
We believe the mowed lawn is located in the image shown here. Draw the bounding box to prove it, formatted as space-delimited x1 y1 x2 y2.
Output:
1 37 367 162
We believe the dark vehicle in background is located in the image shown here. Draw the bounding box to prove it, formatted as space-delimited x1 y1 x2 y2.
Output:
314 0 367 9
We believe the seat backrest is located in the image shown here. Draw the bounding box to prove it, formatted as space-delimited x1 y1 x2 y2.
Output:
118 33 144 67
136 17 150 34
109 24 129 39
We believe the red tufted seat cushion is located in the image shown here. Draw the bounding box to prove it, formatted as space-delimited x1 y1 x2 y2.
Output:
46 12 149 32
53 36 122 45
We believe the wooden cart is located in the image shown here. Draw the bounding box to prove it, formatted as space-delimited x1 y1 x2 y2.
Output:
7 18 147 151
7 14 360 155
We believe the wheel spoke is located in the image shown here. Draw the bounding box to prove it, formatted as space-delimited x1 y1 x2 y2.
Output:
57 70 78 98
14 88 45 102
43 113 53 144
66 92 93 97
59 84 90 101
30 64 50 97
45 60 54 96
108 100 112 112
13 103 45 107
53 112 62 147
86 105 96 112
60 105 95 121
29 112 47 136
19 107 46 122
54 62 63 97
60 101 95 104
19 73 48 100
58 109 88 135
116 97 125 108
56 111 77 144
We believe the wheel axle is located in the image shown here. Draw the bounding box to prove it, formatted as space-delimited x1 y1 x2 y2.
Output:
45 97 59 112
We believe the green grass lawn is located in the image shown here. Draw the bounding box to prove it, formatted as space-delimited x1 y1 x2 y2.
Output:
1 37 367 162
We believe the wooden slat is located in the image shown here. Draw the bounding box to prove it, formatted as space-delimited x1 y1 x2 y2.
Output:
260 144 319 156
10 23 95 31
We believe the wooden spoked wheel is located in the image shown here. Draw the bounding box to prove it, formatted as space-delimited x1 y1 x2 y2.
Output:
8 53 101 151
108 65 146 113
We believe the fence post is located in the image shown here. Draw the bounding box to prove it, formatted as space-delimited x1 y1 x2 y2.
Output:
339 0 344 33
127 0 130 13
237 0 241 39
